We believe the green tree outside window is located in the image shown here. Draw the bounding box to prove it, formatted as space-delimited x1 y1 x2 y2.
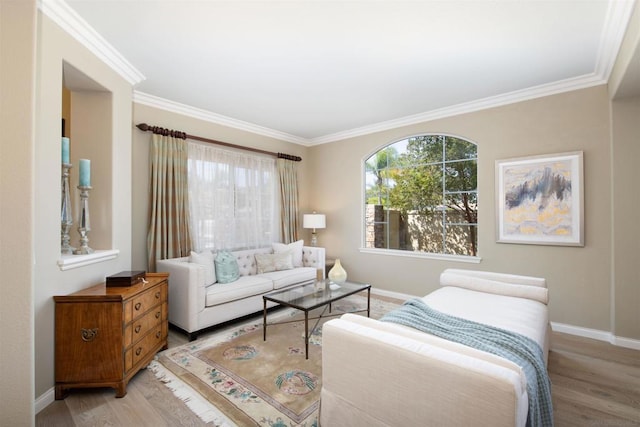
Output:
364 135 477 256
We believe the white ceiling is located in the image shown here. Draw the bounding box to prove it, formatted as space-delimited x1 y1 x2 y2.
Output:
60 0 637 144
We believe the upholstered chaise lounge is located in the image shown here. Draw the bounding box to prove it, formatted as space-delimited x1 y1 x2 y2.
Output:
320 268 551 427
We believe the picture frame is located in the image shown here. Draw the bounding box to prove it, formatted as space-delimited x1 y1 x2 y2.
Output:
495 151 584 246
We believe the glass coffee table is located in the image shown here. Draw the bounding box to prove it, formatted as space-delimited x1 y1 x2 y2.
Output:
263 280 371 359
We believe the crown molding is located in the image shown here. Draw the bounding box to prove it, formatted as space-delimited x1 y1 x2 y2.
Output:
594 0 637 80
38 0 145 85
136 72 606 147
133 92 310 145
311 73 606 145
52 0 633 145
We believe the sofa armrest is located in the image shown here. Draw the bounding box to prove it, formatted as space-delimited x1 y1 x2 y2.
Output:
321 317 528 427
443 268 546 288
440 269 549 304
156 257 206 333
302 246 325 276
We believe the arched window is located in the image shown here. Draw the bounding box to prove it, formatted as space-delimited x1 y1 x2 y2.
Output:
364 135 478 257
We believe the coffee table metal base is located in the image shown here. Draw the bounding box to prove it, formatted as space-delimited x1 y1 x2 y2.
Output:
263 284 371 359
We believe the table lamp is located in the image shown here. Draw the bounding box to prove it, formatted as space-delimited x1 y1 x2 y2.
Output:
303 212 326 247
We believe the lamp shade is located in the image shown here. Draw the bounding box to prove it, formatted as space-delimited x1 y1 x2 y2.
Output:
303 213 326 229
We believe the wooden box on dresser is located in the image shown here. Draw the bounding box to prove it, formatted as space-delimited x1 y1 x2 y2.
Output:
54 272 169 399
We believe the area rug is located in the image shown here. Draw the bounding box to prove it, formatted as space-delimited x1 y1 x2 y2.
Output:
148 294 400 426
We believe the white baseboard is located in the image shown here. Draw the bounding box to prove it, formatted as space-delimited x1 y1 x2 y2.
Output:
551 322 640 350
35 387 55 414
370 287 416 302
611 335 640 350
34 309 639 414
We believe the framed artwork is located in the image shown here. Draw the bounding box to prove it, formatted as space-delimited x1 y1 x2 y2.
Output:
495 151 584 246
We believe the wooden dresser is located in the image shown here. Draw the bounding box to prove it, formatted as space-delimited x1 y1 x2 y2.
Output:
54 272 169 399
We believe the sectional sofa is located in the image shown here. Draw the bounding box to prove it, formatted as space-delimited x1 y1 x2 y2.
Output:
320 268 551 427
157 244 325 340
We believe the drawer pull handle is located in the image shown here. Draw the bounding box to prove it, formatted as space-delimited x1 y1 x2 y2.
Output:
135 302 142 311
81 328 98 342
134 325 141 333
155 311 161 319
135 347 142 356
155 291 161 299
156 331 161 338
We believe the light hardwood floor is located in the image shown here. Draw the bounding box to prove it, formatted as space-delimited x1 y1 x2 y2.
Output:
37 325 640 426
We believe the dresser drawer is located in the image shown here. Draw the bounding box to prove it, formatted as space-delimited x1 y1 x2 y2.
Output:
124 305 163 348
55 273 169 399
125 283 167 322
125 325 164 373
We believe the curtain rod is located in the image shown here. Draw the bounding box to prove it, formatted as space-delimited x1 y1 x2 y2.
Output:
135 123 302 162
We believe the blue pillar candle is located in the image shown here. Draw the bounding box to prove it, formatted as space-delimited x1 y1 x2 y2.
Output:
61 137 70 164
79 159 91 187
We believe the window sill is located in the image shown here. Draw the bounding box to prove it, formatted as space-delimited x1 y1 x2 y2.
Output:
359 247 481 263
58 249 120 271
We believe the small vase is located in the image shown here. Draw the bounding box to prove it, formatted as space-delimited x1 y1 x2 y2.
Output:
328 259 347 284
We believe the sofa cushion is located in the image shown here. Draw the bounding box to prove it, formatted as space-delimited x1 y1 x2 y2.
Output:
260 266 316 290
273 240 304 267
205 275 273 307
215 250 240 284
189 250 216 285
232 247 272 276
255 251 294 274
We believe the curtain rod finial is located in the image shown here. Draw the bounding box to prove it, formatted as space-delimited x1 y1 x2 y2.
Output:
136 123 150 132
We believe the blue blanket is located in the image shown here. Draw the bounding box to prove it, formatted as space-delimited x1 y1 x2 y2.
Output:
380 298 553 427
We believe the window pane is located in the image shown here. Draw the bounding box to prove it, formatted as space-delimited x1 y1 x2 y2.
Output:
445 137 477 161
445 159 477 192
444 192 478 224
364 204 387 249
390 164 442 212
444 224 478 256
405 135 443 165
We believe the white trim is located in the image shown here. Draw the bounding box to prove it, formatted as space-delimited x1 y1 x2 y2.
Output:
370 287 416 302
35 387 55 414
39 0 634 144
136 74 606 146
37 0 145 85
57 249 119 271
359 247 482 264
551 322 640 351
612 335 640 351
35 321 639 414
594 0 637 80
133 92 309 146
312 73 605 144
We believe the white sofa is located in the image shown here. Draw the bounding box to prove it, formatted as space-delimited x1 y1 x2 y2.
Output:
320 268 550 427
157 245 325 340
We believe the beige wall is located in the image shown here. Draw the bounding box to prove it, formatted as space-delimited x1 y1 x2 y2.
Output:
611 96 640 340
0 1 37 425
33 13 134 399
131 103 313 271
1 2 637 419
308 86 622 335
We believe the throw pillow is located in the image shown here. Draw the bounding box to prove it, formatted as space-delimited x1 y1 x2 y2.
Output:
272 239 304 267
255 252 294 274
189 250 216 285
215 250 240 284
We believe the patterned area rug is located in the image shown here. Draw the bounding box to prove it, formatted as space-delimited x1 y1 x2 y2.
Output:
149 294 399 426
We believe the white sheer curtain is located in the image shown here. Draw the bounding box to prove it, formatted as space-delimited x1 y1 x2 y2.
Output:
188 141 279 252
